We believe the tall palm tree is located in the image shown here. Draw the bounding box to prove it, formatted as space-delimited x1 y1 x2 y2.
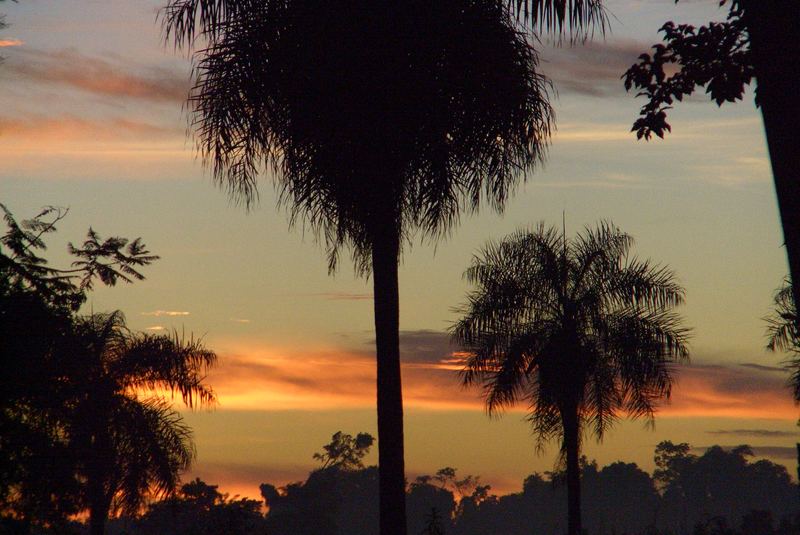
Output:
160 2 578 533
65 312 216 535
452 222 690 535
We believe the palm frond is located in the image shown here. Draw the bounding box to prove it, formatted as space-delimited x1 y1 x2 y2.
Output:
765 278 798 353
512 0 608 39
114 331 217 408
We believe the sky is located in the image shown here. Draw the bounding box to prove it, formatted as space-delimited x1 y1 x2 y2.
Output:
1 0 798 499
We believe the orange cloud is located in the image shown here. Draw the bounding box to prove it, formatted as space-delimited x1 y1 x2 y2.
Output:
661 362 795 419
142 310 191 317
0 39 23 47
0 115 180 143
206 336 797 422
0 114 187 168
8 48 187 103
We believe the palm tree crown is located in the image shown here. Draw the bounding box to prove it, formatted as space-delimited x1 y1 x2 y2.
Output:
164 0 552 268
453 222 690 535
66 311 216 535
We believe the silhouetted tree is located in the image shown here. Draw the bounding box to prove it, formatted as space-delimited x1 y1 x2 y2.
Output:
0 205 216 535
1 205 159 531
135 478 266 535
407 479 456 535
453 222 690 535
313 431 375 471
623 1 800 324
67 312 216 535
162 3 558 534
656 443 797 535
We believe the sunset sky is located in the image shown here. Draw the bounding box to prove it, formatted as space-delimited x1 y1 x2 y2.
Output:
2 0 797 499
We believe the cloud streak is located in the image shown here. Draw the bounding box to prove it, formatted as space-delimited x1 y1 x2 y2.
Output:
0 39 23 47
707 429 796 438
142 310 191 317
662 362 794 419
0 115 180 143
310 292 373 301
207 335 797 420
540 39 647 98
6 48 188 103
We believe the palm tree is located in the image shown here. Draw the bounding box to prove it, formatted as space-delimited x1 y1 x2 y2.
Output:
452 222 690 535
160 1 574 533
65 312 216 535
765 278 800 401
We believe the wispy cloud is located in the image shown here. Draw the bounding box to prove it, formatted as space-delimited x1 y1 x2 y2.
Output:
203 336 797 420
0 114 180 143
6 48 188 103
310 292 373 301
707 429 796 438
141 310 190 317
662 361 794 419
0 39 23 47
739 362 785 373
540 39 648 98
145 325 166 331
230 318 251 324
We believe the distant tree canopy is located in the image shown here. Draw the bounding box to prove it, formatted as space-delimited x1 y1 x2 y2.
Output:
254 437 796 535
10 428 796 535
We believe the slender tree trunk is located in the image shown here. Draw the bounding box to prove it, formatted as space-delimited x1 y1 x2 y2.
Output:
372 225 407 535
562 408 582 535
741 0 800 318
88 483 110 535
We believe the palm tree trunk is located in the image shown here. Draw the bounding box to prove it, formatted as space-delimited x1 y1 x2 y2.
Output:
562 408 582 535
372 225 408 535
88 486 111 535
741 0 800 318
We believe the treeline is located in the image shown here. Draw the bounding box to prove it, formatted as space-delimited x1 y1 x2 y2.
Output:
94 434 799 535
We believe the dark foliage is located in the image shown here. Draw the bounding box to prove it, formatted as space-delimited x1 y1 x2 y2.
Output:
132 478 267 535
766 278 800 402
452 222 690 535
0 206 215 534
623 1 752 140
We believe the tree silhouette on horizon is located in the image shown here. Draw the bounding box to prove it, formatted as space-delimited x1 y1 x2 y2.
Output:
160 1 574 532
453 222 690 535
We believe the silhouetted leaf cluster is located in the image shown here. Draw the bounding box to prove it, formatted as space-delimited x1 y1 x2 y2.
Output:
313 431 376 471
0 204 158 312
623 1 753 140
